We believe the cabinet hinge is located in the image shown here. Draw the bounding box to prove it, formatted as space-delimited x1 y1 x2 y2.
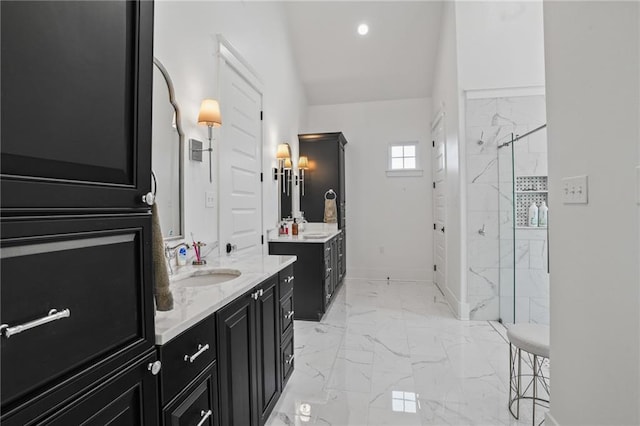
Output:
433 223 436 230
261 235 264 245
260 111 263 121
432 182 436 189
432 140 435 147
260 172 263 182
433 264 437 271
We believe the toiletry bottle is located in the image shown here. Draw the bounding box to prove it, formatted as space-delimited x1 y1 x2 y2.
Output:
538 201 548 227
528 202 539 227
292 219 299 236
177 246 188 266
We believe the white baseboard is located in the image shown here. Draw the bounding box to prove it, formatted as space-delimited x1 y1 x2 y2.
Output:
545 412 559 426
347 267 430 282
441 285 470 320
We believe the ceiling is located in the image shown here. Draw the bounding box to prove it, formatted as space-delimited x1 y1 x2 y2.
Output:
283 1 444 106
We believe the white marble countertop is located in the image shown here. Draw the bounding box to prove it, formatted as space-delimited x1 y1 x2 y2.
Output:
155 253 296 345
268 223 341 244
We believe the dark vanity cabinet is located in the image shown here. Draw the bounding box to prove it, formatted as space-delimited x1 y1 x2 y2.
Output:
216 272 290 426
269 236 343 321
159 317 218 426
1 1 158 424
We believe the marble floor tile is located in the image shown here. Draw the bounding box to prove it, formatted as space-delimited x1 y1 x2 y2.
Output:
266 279 541 426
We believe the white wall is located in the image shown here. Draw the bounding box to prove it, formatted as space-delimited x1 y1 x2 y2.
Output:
430 1 466 317
543 2 639 424
153 1 307 256
456 1 546 91
306 98 433 282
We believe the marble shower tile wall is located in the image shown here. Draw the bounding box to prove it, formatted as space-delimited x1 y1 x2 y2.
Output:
465 95 548 322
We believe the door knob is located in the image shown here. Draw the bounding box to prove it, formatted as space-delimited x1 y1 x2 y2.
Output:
147 360 162 375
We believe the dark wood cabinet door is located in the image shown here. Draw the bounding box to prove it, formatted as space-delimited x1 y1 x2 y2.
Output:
216 292 257 426
163 362 218 426
0 0 153 213
255 277 280 425
298 133 347 227
27 351 159 426
0 215 155 411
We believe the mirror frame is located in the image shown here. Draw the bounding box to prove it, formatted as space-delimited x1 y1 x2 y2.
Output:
153 57 184 240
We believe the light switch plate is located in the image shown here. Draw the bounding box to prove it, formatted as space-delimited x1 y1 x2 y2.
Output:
561 175 588 204
205 191 215 208
190 139 203 162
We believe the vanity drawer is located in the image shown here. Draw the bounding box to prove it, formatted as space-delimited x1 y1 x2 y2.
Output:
280 291 294 339
281 330 294 386
163 361 218 426
0 215 154 407
159 316 216 405
279 265 294 296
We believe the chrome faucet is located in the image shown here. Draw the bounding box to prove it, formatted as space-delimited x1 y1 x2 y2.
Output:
164 242 190 275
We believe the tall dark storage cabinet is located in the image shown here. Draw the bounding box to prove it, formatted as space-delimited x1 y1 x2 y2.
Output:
0 1 159 424
298 132 347 278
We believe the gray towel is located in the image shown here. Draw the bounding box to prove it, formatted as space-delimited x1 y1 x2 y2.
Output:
152 204 173 311
324 198 337 223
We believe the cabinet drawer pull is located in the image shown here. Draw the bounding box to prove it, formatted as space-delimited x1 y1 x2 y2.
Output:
259 289 264 297
339 254 343 258
326 293 331 300
196 409 213 426
327 267 332 272
286 276 294 283
285 354 295 365
1 308 70 339
184 343 210 363
284 310 294 320
325 247 331 252
251 291 259 300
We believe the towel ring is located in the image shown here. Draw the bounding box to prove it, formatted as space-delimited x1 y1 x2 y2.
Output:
151 170 157 197
324 189 336 200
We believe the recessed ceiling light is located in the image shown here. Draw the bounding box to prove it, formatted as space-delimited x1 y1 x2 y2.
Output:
357 23 369 36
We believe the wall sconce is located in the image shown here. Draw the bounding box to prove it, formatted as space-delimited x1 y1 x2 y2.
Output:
273 143 291 194
193 99 222 183
298 155 309 196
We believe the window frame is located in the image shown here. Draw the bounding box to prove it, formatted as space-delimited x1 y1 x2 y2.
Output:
386 141 423 177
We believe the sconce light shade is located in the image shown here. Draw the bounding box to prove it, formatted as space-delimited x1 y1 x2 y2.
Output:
284 158 292 169
197 99 222 127
298 156 309 169
276 143 291 159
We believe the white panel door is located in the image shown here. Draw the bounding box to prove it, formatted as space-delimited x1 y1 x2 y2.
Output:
218 59 263 255
432 112 447 292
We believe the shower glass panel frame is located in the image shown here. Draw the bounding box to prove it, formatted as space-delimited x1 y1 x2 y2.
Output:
498 134 516 323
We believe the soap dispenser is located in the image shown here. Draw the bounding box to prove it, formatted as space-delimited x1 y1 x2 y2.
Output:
538 201 548 227
528 202 539 227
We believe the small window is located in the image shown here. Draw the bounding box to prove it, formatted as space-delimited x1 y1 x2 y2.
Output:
387 142 423 177
390 143 417 170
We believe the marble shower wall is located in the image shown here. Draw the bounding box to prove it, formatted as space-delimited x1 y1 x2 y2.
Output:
465 95 548 323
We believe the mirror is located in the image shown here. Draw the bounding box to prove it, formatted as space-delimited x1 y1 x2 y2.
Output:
152 57 184 239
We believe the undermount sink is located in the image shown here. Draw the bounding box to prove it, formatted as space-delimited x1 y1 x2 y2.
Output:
303 233 329 239
173 269 242 287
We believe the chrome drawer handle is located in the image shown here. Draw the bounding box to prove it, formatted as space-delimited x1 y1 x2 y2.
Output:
1 308 70 339
339 254 343 258
285 354 295 365
327 267 332 272
284 310 294 320
184 343 210 363
196 409 213 426
286 276 294 283
251 291 259 300
325 247 331 252
259 289 264 297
